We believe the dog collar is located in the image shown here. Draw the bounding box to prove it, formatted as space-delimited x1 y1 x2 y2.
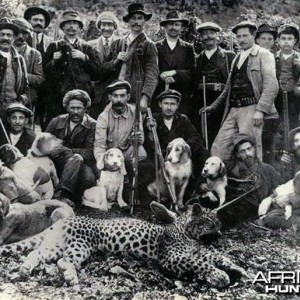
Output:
103 167 119 172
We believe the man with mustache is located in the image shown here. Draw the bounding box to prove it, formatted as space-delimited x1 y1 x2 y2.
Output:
104 3 159 112
88 12 118 119
42 10 102 129
152 10 194 117
46 89 97 207
0 18 30 118
24 6 53 57
193 22 235 149
206 21 279 162
12 18 44 111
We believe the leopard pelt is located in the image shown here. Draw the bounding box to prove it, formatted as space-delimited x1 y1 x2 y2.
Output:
0 202 247 288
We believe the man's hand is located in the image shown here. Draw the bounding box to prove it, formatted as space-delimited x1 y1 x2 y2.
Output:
71 49 86 61
253 110 264 127
160 70 176 80
281 150 292 164
131 131 143 144
199 106 213 116
115 52 128 64
146 117 157 131
50 145 72 157
53 51 62 60
140 95 149 113
164 76 175 84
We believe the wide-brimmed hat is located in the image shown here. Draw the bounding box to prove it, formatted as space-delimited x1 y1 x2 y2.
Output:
232 21 257 34
197 22 222 33
106 80 131 94
255 23 277 40
12 18 33 34
157 89 181 102
160 10 189 27
96 11 118 29
278 24 299 43
123 3 152 23
0 18 21 35
24 7 51 28
6 103 33 118
60 11 83 29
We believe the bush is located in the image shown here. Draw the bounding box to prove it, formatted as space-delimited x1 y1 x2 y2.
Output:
0 0 24 19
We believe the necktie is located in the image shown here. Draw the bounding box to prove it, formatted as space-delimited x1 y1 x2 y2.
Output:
104 38 109 56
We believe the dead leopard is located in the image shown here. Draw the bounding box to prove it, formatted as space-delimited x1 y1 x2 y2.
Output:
0 201 247 288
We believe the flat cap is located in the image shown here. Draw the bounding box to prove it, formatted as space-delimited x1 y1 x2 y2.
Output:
278 24 299 42
197 22 222 33
106 80 131 93
12 18 33 34
6 103 33 117
157 89 181 102
232 21 257 34
255 23 277 39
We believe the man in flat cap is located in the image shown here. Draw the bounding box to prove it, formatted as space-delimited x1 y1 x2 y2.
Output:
42 10 102 130
24 6 53 57
152 10 194 117
88 11 119 119
13 18 44 112
46 89 97 207
104 3 159 111
0 103 35 155
0 18 30 117
193 22 235 148
255 23 277 52
207 21 279 162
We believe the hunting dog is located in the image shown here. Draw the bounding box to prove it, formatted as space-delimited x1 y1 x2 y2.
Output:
148 138 192 209
0 144 50 199
199 156 228 207
82 148 127 211
27 133 60 199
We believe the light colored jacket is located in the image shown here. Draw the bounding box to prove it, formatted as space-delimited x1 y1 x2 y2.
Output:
211 44 279 122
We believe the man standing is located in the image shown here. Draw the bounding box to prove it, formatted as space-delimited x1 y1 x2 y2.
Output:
208 21 279 161
0 18 30 116
88 11 118 118
0 103 35 155
12 18 44 111
43 10 102 129
153 10 194 116
105 3 159 111
193 22 235 148
46 89 97 207
24 6 53 57
255 23 277 51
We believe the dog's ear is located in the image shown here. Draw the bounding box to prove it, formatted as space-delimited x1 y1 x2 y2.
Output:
120 156 127 175
180 143 191 164
97 152 107 170
219 162 227 178
165 145 172 161
192 203 202 216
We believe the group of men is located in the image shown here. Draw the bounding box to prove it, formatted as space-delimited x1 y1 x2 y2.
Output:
0 3 299 224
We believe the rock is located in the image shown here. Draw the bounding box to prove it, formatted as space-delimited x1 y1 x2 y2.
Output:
174 294 188 300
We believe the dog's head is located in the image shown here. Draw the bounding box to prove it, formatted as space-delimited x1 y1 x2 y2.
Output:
29 133 63 157
0 144 23 166
166 138 191 164
97 148 126 175
202 156 226 179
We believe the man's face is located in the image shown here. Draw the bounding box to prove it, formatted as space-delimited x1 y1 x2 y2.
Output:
29 14 45 33
7 111 28 134
236 27 255 50
236 141 256 166
279 34 296 52
62 21 81 37
109 88 130 114
128 13 146 34
293 132 300 156
256 32 274 50
200 29 218 49
99 21 115 38
0 29 14 51
159 98 179 119
14 32 29 47
165 21 183 39
66 99 86 123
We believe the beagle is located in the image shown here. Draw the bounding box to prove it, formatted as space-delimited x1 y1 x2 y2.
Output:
82 148 127 211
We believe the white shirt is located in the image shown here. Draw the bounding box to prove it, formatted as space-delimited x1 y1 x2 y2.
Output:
10 132 22 146
101 35 113 46
166 37 178 51
205 47 218 60
282 52 294 60
0 50 12 65
164 118 173 130
36 32 43 44
237 46 254 69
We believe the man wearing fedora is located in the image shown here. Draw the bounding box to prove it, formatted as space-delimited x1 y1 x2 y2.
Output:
193 22 235 149
152 10 194 117
24 6 53 57
88 11 119 119
42 10 101 129
13 18 44 111
105 3 159 111
0 18 30 117
255 23 277 52
206 21 279 161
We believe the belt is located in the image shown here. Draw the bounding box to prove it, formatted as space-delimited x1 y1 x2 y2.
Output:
230 97 257 108
197 83 225 92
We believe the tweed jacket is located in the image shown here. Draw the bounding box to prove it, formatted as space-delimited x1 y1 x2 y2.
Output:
210 44 279 122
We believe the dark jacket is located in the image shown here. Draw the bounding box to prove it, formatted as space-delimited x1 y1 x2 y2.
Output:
46 114 97 166
155 38 195 98
104 32 159 104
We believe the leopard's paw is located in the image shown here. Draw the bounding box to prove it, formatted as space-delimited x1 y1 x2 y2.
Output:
206 269 230 288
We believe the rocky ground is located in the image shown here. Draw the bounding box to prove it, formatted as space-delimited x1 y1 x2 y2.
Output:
0 202 300 300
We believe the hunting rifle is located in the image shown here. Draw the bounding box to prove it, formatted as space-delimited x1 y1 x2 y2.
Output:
283 91 290 155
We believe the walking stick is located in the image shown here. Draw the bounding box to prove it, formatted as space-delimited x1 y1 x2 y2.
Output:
0 118 11 144
202 76 209 150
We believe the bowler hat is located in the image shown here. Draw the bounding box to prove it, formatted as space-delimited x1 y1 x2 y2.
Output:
123 3 152 23
106 80 131 94
196 22 222 33
6 103 33 118
24 7 51 28
278 24 299 43
12 18 33 34
255 23 277 40
0 18 20 35
232 21 257 34
157 89 181 102
60 11 83 29
160 10 189 27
